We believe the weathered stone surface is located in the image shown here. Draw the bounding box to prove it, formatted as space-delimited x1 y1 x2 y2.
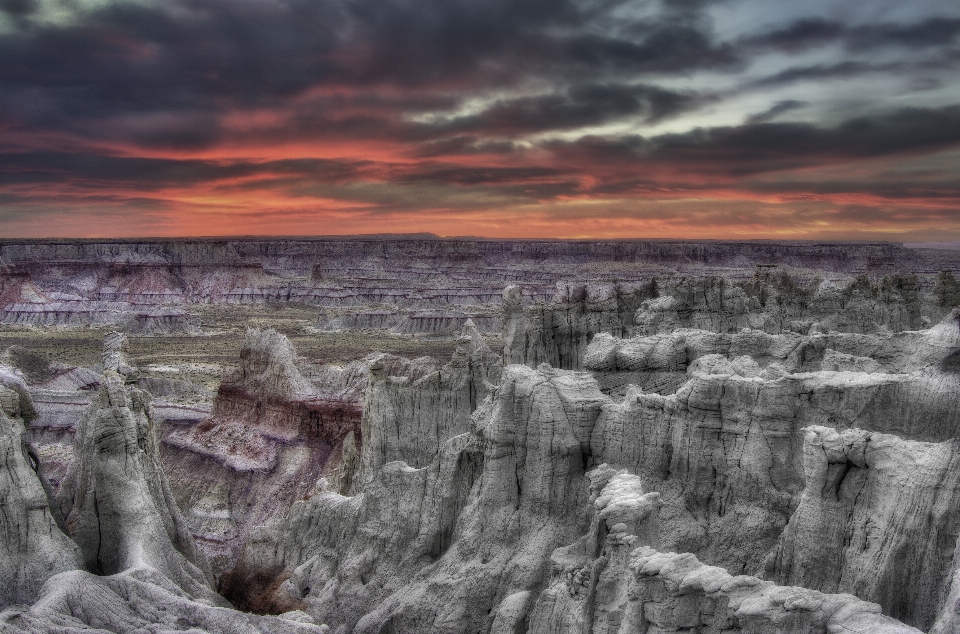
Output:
229 359 932 633
634 274 925 337
355 320 501 489
54 368 219 602
160 328 361 573
766 426 960 630
0 367 80 610
621 548 921 634
503 282 647 370
229 364 607 631
0 567 328 634
0 354 329 633
5 239 960 631
525 469 920 634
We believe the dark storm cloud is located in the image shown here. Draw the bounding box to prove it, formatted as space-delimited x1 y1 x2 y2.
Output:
746 17 960 53
2 0 960 238
425 84 702 137
0 0 37 16
0 0 737 151
750 62 898 87
745 100 807 124
393 165 564 186
559 26 741 74
8 103 959 205
547 105 960 180
0 152 372 189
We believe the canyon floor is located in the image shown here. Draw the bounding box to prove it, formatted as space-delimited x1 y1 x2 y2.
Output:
3 237 960 633
0 304 469 390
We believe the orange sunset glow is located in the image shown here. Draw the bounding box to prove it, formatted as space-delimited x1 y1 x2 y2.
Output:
1 0 959 239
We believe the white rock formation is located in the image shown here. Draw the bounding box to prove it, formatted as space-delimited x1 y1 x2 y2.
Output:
54 368 219 602
0 361 329 633
355 320 501 489
0 369 80 610
503 283 643 370
228 355 938 632
766 426 960 630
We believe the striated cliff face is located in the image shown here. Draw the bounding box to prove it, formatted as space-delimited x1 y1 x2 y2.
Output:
223 302 960 632
225 364 936 633
634 274 926 336
355 320 502 488
0 353 329 633
6 238 960 632
55 368 218 601
766 426 960 631
0 367 80 610
584 322 960 579
526 464 920 634
3 237 951 337
503 282 649 370
0 237 921 274
161 328 361 573
506 273 943 372
158 327 444 575
225 364 612 630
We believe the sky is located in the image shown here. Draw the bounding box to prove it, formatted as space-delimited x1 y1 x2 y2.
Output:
1 0 960 239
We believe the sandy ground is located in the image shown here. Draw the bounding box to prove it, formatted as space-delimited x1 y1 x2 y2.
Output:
0 304 496 390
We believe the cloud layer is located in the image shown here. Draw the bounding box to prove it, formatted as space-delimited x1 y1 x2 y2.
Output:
1 0 959 238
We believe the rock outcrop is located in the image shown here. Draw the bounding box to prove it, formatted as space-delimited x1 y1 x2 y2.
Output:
5 238 960 631
766 426 960 630
634 273 925 336
526 464 921 634
229 325 960 632
225 363 605 629
505 273 940 372
0 367 80 610
54 355 218 602
161 328 358 572
355 320 501 488
0 351 328 634
1 567 328 633
503 282 649 370
228 357 935 632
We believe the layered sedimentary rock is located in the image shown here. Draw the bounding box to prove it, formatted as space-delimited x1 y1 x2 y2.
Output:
229 361 933 632
160 328 356 572
633 273 925 336
54 344 218 601
0 567 328 633
1 300 199 333
0 361 327 633
585 307 960 398
224 364 608 628
231 299 960 631
159 327 442 573
318 309 501 336
590 547 921 634
5 238 960 631
588 349 960 577
506 272 944 372
0 237 920 281
527 464 919 634
0 367 80 610
766 426 960 630
4 237 951 338
355 320 502 488
503 282 649 370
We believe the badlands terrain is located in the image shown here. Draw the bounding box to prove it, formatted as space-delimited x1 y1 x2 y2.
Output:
4 236 960 632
